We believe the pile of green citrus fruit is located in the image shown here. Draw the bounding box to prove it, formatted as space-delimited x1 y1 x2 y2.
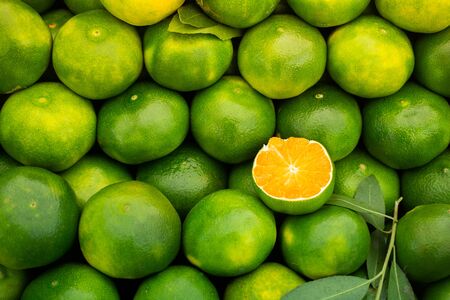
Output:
0 0 449 299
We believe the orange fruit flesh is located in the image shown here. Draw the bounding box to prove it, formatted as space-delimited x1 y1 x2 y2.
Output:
253 137 333 199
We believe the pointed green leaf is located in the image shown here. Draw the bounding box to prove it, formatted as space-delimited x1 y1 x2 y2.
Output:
388 250 416 300
282 276 370 300
177 3 217 28
367 230 388 288
354 175 385 230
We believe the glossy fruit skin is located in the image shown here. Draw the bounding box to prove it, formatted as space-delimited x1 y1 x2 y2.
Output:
21 263 120 300
414 27 450 97
134 265 219 300
0 0 52 94
287 0 370 27
396 204 450 283
334 148 400 214
375 0 450 33
144 18 233 92
0 82 96 172
183 189 276 277
53 9 142 99
23 0 55 13
196 0 280 28
228 161 258 198
42 9 74 40
422 277 450 300
238 14 326 99
362 82 450 170
224 262 305 300
327 15 414 98
0 167 79 270
0 265 27 300
79 181 181 279
277 83 362 161
64 0 103 14
0 149 20 174
281 205 370 279
137 144 227 218
97 81 189 165
401 150 450 211
191 76 275 164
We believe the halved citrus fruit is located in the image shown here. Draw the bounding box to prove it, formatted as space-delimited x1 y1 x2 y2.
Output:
252 137 335 215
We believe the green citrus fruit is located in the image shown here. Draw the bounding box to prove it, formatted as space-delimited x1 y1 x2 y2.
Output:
137 144 227 218
195 0 280 28
277 83 362 161
191 76 275 164
183 189 276 277
0 0 52 94
134 265 219 300
0 265 27 300
414 27 450 97
401 150 450 211
0 166 79 270
97 81 189 164
100 0 184 26
396 204 450 283
21 263 119 300
228 161 258 198
375 0 450 33
64 0 103 14
327 15 414 98
423 277 450 300
23 0 55 13
334 148 400 214
224 262 305 300
42 9 74 40
79 181 181 279
143 18 233 92
238 14 326 99
61 153 132 209
287 0 370 27
281 205 370 279
362 82 450 170
0 148 20 174
53 9 142 99
0 82 96 172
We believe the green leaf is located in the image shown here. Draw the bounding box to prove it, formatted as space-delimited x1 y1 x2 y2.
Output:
354 175 385 230
367 230 388 288
282 275 370 300
388 249 416 300
177 3 217 28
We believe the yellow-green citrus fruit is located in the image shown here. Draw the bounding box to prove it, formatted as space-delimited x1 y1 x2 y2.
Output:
0 166 79 270
0 265 27 300
281 205 370 279
143 18 233 92
79 181 181 279
327 15 414 98
228 161 258 198
195 0 280 28
64 0 103 14
22 0 55 13
423 278 450 300
183 189 276 277
97 81 189 164
42 9 74 40
277 83 362 161
0 149 20 174
334 148 400 214
61 154 132 209
21 263 119 300
238 14 326 99
100 0 184 26
224 262 305 300
396 204 450 283
414 27 450 97
375 0 450 33
287 0 370 27
401 150 450 211
137 144 227 218
191 76 275 164
0 82 96 172
0 0 52 94
362 82 450 170
53 9 142 99
134 265 219 300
